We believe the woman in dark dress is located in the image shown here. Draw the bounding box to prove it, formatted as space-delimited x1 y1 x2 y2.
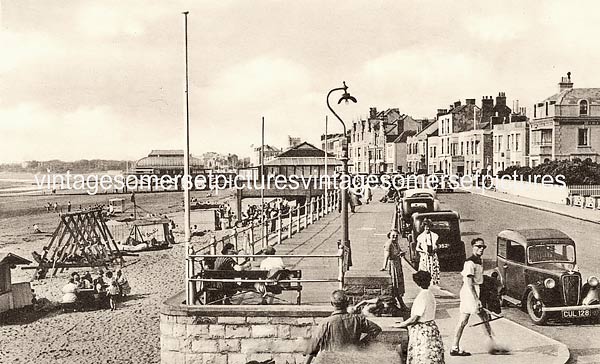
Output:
381 229 409 312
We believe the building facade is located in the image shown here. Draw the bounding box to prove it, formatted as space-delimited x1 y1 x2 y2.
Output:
251 145 282 167
320 133 346 159
407 120 438 174
492 119 529 173
349 107 420 173
529 73 600 166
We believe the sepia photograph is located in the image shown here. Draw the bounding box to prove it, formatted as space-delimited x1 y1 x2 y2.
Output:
1 1 600 363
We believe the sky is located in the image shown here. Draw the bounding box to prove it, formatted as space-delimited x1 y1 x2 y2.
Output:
2 0 600 163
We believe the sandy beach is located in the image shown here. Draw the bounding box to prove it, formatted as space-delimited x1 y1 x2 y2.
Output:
0 190 234 363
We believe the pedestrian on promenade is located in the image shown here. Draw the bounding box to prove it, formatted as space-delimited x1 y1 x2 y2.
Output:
450 238 506 356
397 270 445 364
416 218 440 286
303 290 382 364
364 185 373 204
381 229 410 312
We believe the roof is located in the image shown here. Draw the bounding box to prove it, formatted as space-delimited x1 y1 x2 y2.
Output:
265 157 342 166
392 130 417 143
543 88 600 105
413 211 460 220
148 150 184 157
413 121 438 138
276 142 335 158
135 155 203 169
498 229 574 244
0 252 32 266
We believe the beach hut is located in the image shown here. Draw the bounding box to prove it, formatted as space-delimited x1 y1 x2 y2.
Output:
109 198 125 213
0 252 33 313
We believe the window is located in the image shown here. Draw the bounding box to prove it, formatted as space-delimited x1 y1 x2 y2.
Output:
541 129 552 144
545 102 548 116
461 142 464 155
580 100 588 115
515 134 520 151
497 136 502 150
578 128 589 146
534 104 536 118
507 135 511 151
506 241 525 264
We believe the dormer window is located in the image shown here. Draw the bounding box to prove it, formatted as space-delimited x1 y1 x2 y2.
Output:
580 100 588 115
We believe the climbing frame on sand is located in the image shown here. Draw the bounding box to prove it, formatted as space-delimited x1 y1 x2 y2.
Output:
31 209 125 278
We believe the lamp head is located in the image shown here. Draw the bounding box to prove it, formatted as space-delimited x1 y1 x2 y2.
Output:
338 81 357 105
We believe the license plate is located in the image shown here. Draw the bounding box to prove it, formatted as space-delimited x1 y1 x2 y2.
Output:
562 309 591 318
438 243 449 249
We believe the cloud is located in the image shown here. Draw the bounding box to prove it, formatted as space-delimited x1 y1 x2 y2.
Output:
358 47 492 117
0 103 177 162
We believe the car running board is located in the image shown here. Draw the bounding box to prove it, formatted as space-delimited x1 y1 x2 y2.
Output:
502 295 522 307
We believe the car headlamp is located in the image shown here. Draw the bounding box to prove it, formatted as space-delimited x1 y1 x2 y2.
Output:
588 276 599 287
544 278 556 289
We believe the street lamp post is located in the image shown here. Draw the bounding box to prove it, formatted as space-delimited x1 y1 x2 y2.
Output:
326 81 357 269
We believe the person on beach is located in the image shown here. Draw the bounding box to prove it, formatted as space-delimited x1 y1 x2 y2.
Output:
116 269 131 297
450 238 507 356
106 279 120 311
304 290 382 364
381 229 410 312
416 218 440 286
397 271 445 364
61 278 79 305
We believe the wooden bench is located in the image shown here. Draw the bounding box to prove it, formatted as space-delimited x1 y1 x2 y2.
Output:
193 269 302 305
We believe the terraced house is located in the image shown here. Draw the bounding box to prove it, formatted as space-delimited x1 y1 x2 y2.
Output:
348 107 420 173
529 73 600 166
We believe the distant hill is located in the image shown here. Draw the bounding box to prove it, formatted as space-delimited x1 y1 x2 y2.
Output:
0 159 134 174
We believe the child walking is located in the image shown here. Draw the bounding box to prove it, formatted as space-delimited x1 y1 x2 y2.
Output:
106 279 120 311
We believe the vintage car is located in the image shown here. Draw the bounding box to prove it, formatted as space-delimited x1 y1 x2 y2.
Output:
397 188 440 236
403 187 437 200
496 229 600 324
406 211 466 271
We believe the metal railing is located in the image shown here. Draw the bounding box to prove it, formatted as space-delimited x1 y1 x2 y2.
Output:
185 189 346 305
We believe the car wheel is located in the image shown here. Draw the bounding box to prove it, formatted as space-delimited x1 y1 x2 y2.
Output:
526 290 548 325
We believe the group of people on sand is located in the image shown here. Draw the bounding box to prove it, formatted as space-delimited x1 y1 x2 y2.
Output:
61 269 131 311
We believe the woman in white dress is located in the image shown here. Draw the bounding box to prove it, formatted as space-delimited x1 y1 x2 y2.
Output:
416 218 440 285
397 270 445 363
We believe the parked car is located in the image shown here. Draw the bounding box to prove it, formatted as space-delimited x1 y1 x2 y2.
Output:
398 196 436 237
406 211 466 271
495 229 600 324
429 174 456 193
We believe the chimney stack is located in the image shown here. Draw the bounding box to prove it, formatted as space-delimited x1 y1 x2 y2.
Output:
369 107 378 119
454 101 462 108
558 72 573 92
481 96 495 124
436 109 448 117
496 92 507 108
466 99 476 105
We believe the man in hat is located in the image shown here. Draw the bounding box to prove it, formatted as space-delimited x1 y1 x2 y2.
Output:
304 290 382 364
451 238 506 356
213 243 250 304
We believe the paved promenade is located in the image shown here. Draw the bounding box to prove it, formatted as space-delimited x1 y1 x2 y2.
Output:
271 190 569 364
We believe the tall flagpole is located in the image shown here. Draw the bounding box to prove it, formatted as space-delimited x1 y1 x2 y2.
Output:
261 117 265 246
182 11 192 304
324 116 328 209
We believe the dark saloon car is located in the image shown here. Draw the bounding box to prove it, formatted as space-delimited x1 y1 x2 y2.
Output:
406 211 466 271
496 229 600 325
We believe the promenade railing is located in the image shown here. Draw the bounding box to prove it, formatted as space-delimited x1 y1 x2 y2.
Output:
185 189 345 305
